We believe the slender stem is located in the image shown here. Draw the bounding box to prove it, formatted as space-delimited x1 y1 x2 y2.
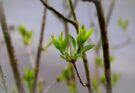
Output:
72 62 87 87
31 3 48 93
0 2 25 93
93 1 112 93
67 0 79 18
106 0 115 26
82 54 93 93
0 63 8 93
68 0 78 25
44 80 57 93
40 0 77 28
68 0 93 93
26 45 35 68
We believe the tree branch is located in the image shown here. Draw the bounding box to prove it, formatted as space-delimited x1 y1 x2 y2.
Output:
0 63 8 93
68 0 93 92
0 2 25 93
93 1 112 93
72 62 87 87
40 0 77 28
31 2 48 93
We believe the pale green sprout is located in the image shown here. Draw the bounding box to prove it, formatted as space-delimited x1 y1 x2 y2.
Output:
51 25 95 62
17 25 33 45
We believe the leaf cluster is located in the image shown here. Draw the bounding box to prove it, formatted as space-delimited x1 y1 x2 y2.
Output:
52 25 95 62
117 17 129 30
22 68 35 92
17 25 33 45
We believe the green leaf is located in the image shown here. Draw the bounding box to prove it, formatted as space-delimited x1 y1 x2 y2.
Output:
95 56 103 67
58 32 63 42
117 17 129 30
60 54 67 60
17 25 33 45
100 74 106 85
52 35 61 50
67 81 76 93
83 27 94 42
17 25 27 36
77 26 84 46
23 68 35 91
112 73 120 86
92 79 100 93
61 36 68 49
69 35 76 49
78 44 95 54
42 39 53 51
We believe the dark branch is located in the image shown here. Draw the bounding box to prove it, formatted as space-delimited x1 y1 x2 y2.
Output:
40 0 76 27
72 62 88 87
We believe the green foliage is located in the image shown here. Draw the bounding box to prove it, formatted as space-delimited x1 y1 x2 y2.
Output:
100 73 120 86
92 79 100 93
77 25 94 47
95 55 115 67
95 56 103 67
67 80 76 93
117 17 129 30
52 25 95 62
42 39 53 51
22 68 35 92
17 25 33 45
57 64 72 81
57 64 76 93
111 73 120 86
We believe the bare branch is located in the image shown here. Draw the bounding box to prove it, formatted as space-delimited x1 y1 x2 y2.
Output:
0 63 8 93
0 2 25 93
40 0 77 28
31 2 48 93
72 62 88 87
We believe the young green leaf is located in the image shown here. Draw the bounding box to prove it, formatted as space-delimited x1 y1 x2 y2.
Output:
42 39 53 51
78 44 95 54
77 26 84 46
60 54 67 60
52 35 61 50
17 25 27 36
61 36 68 49
83 27 94 42
58 32 63 42
112 73 120 86
69 35 76 49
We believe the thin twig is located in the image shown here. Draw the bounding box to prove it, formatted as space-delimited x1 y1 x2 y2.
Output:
31 3 48 93
0 2 25 93
72 62 87 87
68 0 93 93
106 0 115 26
40 0 77 28
67 0 79 18
26 45 35 68
0 63 8 93
44 80 57 93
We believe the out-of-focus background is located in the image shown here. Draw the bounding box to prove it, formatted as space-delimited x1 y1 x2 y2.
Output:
0 0 135 93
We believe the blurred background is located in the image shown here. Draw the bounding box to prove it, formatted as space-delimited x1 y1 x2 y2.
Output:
0 0 135 93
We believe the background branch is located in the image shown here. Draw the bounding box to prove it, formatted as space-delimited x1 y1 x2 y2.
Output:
0 63 8 93
0 2 25 93
31 2 48 93
92 1 112 93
